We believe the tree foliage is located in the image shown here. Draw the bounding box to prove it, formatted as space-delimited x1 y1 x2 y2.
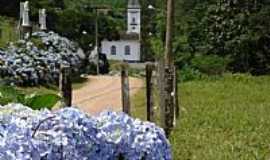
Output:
0 0 19 17
172 0 270 75
1 0 270 75
0 85 60 110
0 0 125 52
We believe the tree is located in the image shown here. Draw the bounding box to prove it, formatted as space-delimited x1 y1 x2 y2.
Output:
0 0 19 17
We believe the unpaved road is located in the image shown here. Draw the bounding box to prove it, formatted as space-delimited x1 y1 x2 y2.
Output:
73 75 144 115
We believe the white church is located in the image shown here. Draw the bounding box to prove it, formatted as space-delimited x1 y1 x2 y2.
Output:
101 0 141 62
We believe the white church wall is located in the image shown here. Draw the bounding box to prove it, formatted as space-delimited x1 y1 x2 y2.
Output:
101 40 141 62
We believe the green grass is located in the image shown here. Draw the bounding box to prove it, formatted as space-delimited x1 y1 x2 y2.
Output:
131 74 270 159
0 17 17 48
17 86 58 95
131 85 161 123
131 88 147 120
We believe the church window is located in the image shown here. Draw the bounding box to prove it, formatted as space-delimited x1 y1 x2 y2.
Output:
111 45 116 55
132 17 136 23
125 45 131 55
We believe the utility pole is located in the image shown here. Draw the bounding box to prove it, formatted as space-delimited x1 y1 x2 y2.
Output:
85 5 110 75
95 9 100 75
163 0 175 137
92 6 111 75
165 0 174 65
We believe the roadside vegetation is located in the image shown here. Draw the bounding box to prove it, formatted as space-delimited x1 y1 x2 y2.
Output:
132 74 270 159
109 60 145 77
0 85 59 110
0 16 17 48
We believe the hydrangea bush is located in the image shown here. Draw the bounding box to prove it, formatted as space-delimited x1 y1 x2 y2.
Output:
0 104 172 160
0 31 83 86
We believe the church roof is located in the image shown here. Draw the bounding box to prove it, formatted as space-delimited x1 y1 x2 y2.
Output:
128 0 141 9
102 32 140 41
120 32 140 40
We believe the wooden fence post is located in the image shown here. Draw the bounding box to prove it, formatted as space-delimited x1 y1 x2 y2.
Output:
121 64 130 115
158 60 165 126
59 64 72 107
157 60 165 123
158 60 174 136
146 63 155 122
173 66 180 123
163 65 174 136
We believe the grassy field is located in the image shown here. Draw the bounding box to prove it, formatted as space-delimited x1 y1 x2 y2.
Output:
17 86 58 95
131 74 270 160
0 17 17 48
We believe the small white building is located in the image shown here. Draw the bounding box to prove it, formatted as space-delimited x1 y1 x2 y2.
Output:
101 0 141 62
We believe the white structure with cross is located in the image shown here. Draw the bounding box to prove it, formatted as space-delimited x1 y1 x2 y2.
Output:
101 0 141 62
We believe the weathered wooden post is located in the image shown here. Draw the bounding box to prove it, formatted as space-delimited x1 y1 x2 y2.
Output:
95 9 100 75
121 63 130 115
59 64 72 107
158 61 174 136
173 66 180 123
162 0 175 137
146 63 155 122
157 60 165 127
163 66 174 135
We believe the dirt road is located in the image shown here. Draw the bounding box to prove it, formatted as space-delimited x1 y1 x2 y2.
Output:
73 75 144 115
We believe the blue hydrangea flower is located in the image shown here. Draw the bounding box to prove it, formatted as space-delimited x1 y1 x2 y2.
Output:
0 104 172 160
0 31 83 86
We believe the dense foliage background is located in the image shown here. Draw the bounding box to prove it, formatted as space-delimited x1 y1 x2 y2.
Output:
148 0 270 77
0 0 270 76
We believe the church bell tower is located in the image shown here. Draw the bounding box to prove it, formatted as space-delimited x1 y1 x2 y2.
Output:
127 0 141 34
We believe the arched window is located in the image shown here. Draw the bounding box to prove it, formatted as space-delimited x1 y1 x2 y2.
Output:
125 45 131 55
111 45 116 55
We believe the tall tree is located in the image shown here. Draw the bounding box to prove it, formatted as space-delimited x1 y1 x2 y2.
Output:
0 0 19 17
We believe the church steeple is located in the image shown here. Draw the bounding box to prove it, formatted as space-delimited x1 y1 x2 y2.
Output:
127 0 141 34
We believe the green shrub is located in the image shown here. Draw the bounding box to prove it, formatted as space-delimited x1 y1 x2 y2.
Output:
109 60 144 77
24 94 60 110
179 65 203 82
109 60 126 71
30 37 46 49
0 86 24 105
0 85 60 110
191 54 230 75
